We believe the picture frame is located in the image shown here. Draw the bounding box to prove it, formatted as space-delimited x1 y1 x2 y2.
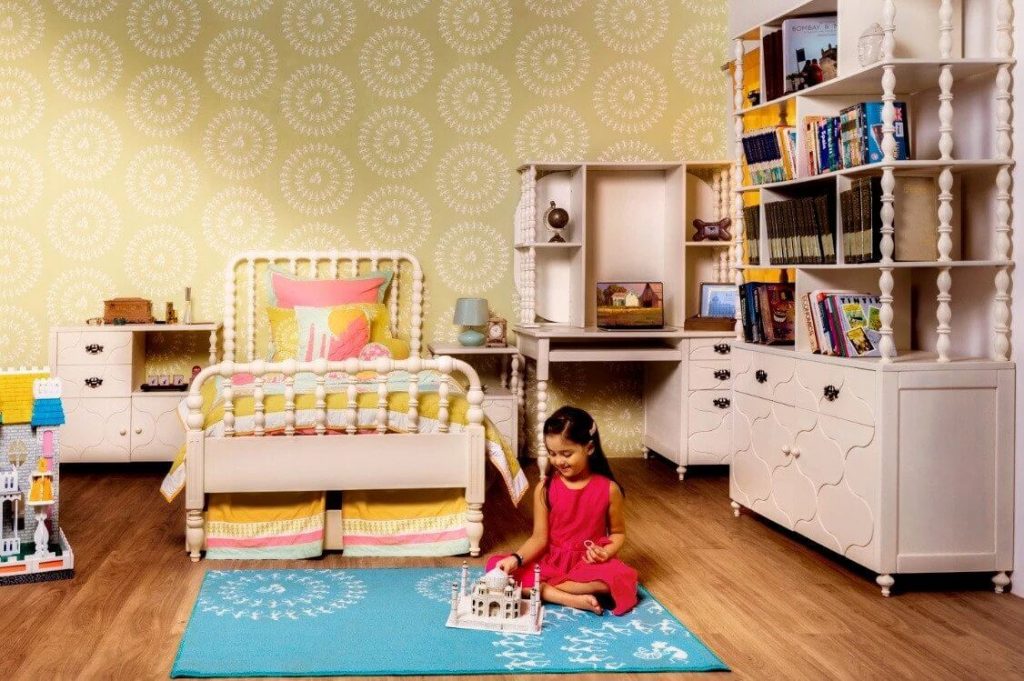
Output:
700 283 738 318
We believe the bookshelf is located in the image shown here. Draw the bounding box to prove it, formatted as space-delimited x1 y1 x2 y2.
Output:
727 0 1014 595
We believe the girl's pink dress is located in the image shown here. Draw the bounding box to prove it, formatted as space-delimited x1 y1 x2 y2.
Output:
486 474 638 615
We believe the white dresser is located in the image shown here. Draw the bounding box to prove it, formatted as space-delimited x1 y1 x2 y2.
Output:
729 344 1014 596
50 325 219 463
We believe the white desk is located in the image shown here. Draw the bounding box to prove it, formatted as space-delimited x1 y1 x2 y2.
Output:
514 325 734 479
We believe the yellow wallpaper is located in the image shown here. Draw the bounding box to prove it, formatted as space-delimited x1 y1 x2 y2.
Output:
0 0 727 455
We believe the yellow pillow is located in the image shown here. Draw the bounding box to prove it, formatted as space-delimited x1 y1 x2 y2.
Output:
267 303 410 362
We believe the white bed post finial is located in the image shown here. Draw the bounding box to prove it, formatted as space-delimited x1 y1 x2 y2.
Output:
877 0 897 363
411 265 424 357
993 0 1014 360
223 261 237 361
733 37 746 342
936 0 955 363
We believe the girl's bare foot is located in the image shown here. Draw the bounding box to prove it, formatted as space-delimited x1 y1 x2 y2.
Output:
540 584 604 614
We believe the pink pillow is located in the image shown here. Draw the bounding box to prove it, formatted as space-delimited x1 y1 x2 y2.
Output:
271 271 386 309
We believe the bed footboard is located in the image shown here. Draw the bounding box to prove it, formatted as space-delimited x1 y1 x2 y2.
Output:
184 356 486 561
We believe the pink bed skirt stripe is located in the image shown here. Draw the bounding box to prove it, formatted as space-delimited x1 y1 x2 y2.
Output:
206 530 323 549
343 528 467 546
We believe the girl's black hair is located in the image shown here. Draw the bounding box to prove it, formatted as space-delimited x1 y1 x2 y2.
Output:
541 405 622 507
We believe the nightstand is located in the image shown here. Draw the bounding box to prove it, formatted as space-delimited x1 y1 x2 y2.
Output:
427 343 523 456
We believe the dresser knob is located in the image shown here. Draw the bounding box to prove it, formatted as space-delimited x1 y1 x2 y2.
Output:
782 445 791 456
134 427 142 435
119 429 127 436
714 369 731 380
791 447 801 459
85 343 104 354
713 343 731 355
713 397 731 409
823 385 840 401
84 377 103 388
755 369 767 384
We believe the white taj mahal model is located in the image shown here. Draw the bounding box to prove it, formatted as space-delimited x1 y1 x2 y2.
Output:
446 561 544 635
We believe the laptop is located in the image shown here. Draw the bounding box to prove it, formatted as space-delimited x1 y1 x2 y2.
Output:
596 282 665 330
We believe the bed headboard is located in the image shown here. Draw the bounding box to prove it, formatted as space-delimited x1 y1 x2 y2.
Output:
222 250 424 362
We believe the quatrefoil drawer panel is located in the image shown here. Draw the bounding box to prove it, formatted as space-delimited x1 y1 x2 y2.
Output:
57 363 133 398
780 360 878 427
731 347 796 402
689 360 733 391
56 330 133 365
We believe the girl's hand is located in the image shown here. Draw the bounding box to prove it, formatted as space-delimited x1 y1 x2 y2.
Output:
496 556 520 573
585 543 610 564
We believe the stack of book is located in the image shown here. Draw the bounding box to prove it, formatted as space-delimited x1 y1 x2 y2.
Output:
802 291 883 357
743 205 761 266
805 101 910 175
742 126 796 185
738 282 795 345
763 195 836 265
840 175 948 263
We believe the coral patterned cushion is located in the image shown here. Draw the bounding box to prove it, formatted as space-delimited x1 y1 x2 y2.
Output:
267 304 410 362
271 272 387 309
294 306 371 361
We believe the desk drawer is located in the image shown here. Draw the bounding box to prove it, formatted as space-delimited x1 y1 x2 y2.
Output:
687 390 732 464
58 364 133 398
689 360 733 391
732 348 796 402
689 338 733 360
56 330 133 366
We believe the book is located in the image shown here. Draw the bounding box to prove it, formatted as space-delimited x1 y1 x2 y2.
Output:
861 101 910 163
756 283 796 344
782 15 838 94
837 294 882 357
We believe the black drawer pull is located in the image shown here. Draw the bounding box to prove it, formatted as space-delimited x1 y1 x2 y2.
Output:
714 369 731 381
85 343 104 354
755 369 767 384
713 343 731 355
84 377 103 388
823 385 840 401
713 397 731 409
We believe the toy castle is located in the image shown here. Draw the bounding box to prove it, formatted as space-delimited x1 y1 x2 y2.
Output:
0 368 74 585
446 561 544 635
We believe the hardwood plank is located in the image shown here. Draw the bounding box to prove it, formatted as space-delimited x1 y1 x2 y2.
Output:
1 460 1022 680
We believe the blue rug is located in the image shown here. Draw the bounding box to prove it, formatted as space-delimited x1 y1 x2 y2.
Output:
172 568 728 677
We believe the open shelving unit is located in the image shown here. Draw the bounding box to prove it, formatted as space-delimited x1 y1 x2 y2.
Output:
726 0 1015 597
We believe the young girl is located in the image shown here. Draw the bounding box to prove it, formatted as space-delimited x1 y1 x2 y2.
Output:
487 406 638 616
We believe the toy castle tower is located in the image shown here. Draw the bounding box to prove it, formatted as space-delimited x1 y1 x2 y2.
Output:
0 368 74 585
446 561 544 635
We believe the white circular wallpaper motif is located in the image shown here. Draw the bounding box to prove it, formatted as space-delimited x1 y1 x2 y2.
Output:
367 0 429 20
54 0 119 22
0 67 43 139
280 143 355 217
357 105 433 179
0 304 41 366
523 0 584 18
126 65 200 138
48 108 122 181
594 0 669 54
438 0 512 56
48 188 122 261
203 107 277 180
515 25 589 96
127 0 201 59
593 61 668 134
125 225 198 298
0 146 43 220
437 63 511 136
281 64 356 138
514 104 589 162
282 0 356 58
0 0 44 60
436 142 510 215
673 24 729 97
672 102 726 159
204 27 279 101
282 223 351 252
126 145 199 218
357 185 431 251
598 140 660 163
0 226 41 296
359 26 434 99
209 0 274 21
433 222 509 295
48 29 123 102
46 269 117 326
202 186 277 256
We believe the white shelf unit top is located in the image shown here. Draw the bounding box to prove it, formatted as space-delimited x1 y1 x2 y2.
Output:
55 323 221 332
730 0 1014 364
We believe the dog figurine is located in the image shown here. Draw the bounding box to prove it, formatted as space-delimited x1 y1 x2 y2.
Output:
692 217 732 242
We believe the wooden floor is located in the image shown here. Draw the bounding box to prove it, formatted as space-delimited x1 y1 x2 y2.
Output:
1 459 1022 680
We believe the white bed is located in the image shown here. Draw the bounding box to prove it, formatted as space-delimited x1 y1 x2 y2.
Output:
183 250 487 561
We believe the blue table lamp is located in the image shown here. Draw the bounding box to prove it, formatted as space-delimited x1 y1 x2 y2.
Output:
454 298 489 346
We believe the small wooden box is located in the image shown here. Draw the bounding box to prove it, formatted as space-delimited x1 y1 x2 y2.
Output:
104 297 154 324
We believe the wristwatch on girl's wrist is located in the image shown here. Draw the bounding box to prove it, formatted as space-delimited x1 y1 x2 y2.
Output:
511 552 523 568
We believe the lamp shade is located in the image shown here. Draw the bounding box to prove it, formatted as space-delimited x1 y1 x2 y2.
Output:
453 298 489 325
